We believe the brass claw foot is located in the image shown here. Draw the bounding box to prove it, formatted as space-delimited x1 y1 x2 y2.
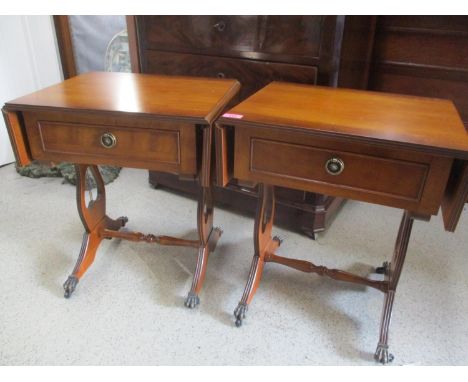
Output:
63 276 79 299
234 303 248 327
376 261 390 275
273 236 283 246
374 343 394 364
118 216 129 227
184 292 200 309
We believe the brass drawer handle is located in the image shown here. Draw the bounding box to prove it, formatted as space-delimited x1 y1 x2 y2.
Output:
100 132 117 149
213 21 226 32
325 157 344 175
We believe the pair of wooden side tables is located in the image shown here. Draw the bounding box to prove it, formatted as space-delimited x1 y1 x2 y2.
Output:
3 72 468 364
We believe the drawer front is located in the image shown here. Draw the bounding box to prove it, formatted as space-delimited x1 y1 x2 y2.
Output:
250 139 427 200
24 112 198 175
142 50 317 100
137 16 323 62
259 16 322 59
233 125 453 215
139 16 259 55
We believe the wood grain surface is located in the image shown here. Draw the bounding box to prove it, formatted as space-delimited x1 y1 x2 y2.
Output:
221 82 468 158
6 71 240 124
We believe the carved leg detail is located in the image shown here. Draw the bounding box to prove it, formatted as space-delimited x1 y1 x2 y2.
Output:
64 164 126 298
374 211 413 364
184 185 220 308
185 245 209 309
374 291 395 364
235 184 276 326
63 231 101 298
235 256 265 326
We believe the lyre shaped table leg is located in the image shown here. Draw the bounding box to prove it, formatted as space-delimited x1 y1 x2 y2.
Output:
63 164 127 298
234 184 281 326
374 211 414 364
184 186 222 308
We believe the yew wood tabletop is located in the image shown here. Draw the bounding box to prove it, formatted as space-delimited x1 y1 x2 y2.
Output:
6 71 240 124
218 81 468 364
3 72 240 309
220 82 468 159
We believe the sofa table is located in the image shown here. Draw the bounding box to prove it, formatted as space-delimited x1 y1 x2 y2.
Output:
3 71 240 308
217 82 468 363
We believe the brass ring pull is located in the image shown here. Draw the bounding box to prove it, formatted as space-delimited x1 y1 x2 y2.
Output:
213 21 226 31
100 132 117 149
325 157 344 175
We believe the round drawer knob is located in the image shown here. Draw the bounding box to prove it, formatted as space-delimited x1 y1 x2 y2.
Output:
100 132 117 149
325 157 344 175
216 72 226 79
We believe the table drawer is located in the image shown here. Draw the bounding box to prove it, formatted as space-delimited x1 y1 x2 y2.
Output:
23 112 198 175
250 138 429 200
233 125 453 214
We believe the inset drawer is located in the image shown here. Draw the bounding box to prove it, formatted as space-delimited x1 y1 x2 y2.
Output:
250 138 428 201
23 112 198 175
233 125 453 215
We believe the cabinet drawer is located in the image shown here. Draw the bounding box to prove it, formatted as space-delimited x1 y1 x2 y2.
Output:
233 125 453 214
138 16 323 63
139 16 259 55
259 16 322 59
23 112 198 175
142 50 317 100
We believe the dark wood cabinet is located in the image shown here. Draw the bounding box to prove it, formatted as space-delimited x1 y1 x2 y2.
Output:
368 16 468 230
132 15 376 238
368 16 468 130
142 50 319 101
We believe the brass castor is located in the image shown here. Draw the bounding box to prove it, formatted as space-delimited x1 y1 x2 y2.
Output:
63 276 79 298
184 292 200 309
234 303 248 327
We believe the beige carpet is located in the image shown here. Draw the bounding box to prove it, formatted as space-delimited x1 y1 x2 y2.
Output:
0 163 467 365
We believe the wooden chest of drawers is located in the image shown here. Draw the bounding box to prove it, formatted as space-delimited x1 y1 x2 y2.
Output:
137 16 328 100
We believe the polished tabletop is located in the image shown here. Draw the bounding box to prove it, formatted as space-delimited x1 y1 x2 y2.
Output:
6 72 240 124
221 82 468 158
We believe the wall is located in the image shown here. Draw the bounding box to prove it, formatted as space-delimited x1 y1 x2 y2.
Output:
0 15 63 166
